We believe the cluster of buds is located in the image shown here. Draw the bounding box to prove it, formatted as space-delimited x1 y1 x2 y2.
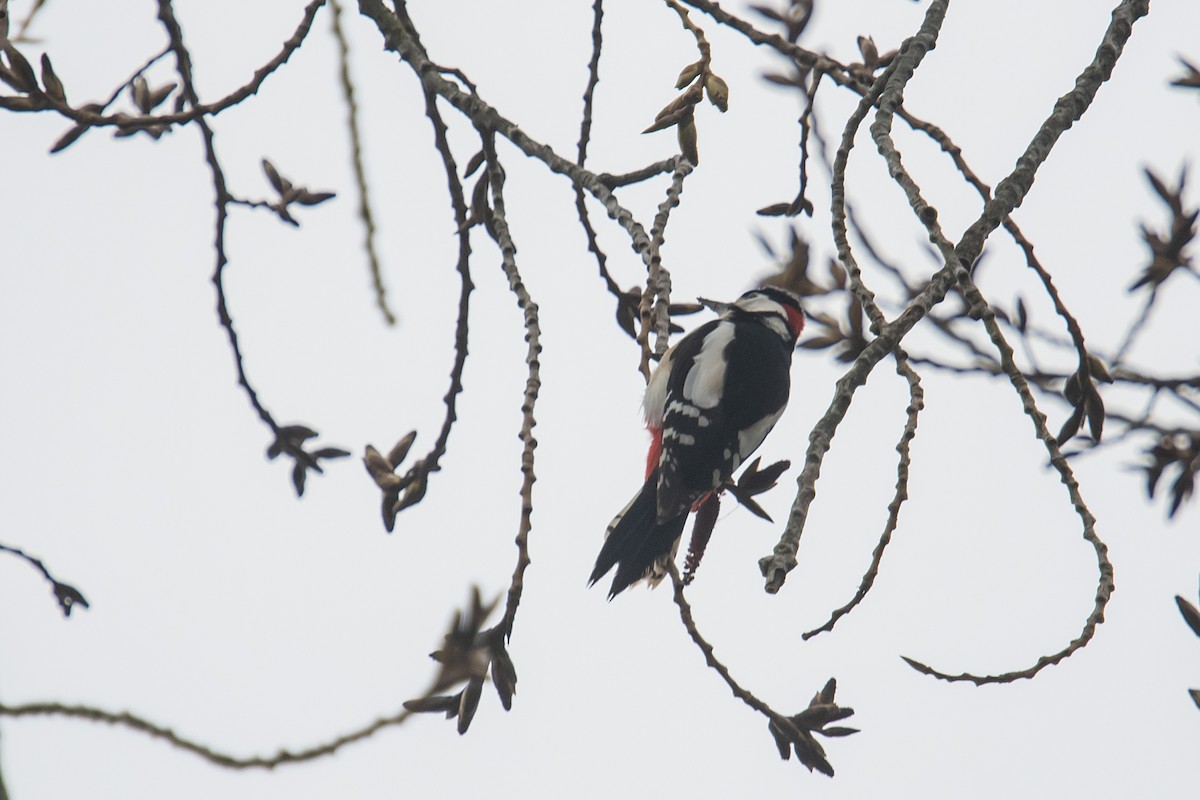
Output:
1130 167 1197 292
402 587 518 735
265 424 350 496
1056 355 1114 445
1144 432 1199 518
767 678 858 776
111 76 178 141
261 159 336 227
644 57 729 166
363 431 430 531
1175 587 1200 710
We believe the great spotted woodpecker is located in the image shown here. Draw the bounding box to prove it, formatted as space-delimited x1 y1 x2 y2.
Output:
590 287 806 598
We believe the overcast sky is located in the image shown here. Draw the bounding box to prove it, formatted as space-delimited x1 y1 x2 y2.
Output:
1 1 1198 798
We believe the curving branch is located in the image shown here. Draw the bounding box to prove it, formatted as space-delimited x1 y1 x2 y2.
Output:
481 135 541 642
329 0 394 326
7 1 327 141
860 0 1136 681
669 567 857 777
761 0 953 593
155 0 348 496
363 81 474 530
0 700 412 770
573 0 626 315
761 0 1150 594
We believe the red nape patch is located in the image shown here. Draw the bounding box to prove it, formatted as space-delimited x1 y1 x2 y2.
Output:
784 304 806 339
645 425 663 480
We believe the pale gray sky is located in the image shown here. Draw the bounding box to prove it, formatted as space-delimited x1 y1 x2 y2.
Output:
1 1 1198 798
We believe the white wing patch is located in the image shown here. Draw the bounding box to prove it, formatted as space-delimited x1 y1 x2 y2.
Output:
681 324 734 409
738 407 784 459
642 346 676 427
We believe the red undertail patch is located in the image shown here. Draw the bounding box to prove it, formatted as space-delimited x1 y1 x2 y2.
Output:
645 425 663 481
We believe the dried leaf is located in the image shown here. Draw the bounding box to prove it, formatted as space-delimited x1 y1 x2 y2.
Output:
0 94 38 110
857 36 879 69
462 149 485 178
3 45 37 92
49 121 89 154
457 677 484 734
132 76 150 112
1087 354 1114 383
53 581 89 617
1145 167 1177 209
642 104 689 134
793 735 833 776
728 489 772 522
762 71 803 88
1170 56 1200 91
1169 468 1195 518
675 60 703 89
1055 406 1083 447
739 457 790 493
146 82 176 112
490 645 518 711
388 431 418 466
292 461 308 496
786 194 814 217
296 189 336 206
469 171 490 226
1085 387 1105 442
767 719 793 761
39 53 64 103
403 694 459 714
262 158 288 194
1176 595 1200 639
677 110 698 165
281 425 318 442
820 726 860 737
704 73 729 112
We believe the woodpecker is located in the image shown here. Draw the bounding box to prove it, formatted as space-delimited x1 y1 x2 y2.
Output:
590 287 805 598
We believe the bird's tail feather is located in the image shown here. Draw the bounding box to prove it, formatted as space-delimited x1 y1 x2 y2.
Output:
590 469 687 599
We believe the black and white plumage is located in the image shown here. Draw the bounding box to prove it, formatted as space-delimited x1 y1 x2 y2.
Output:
589 287 806 598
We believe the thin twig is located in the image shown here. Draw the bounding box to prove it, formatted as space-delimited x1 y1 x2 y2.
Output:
482 137 540 641
330 0 395 325
361 0 660 275
0 701 412 769
1113 288 1158 367
799 44 924 638
669 566 777 717
17 2 327 132
802 350 923 640
761 0 1150 593
862 0 1139 682
903 269 1114 684
155 1 275 436
0 542 89 618
761 0 952 593
641 157 692 376
573 1 625 303
376 83 474 528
